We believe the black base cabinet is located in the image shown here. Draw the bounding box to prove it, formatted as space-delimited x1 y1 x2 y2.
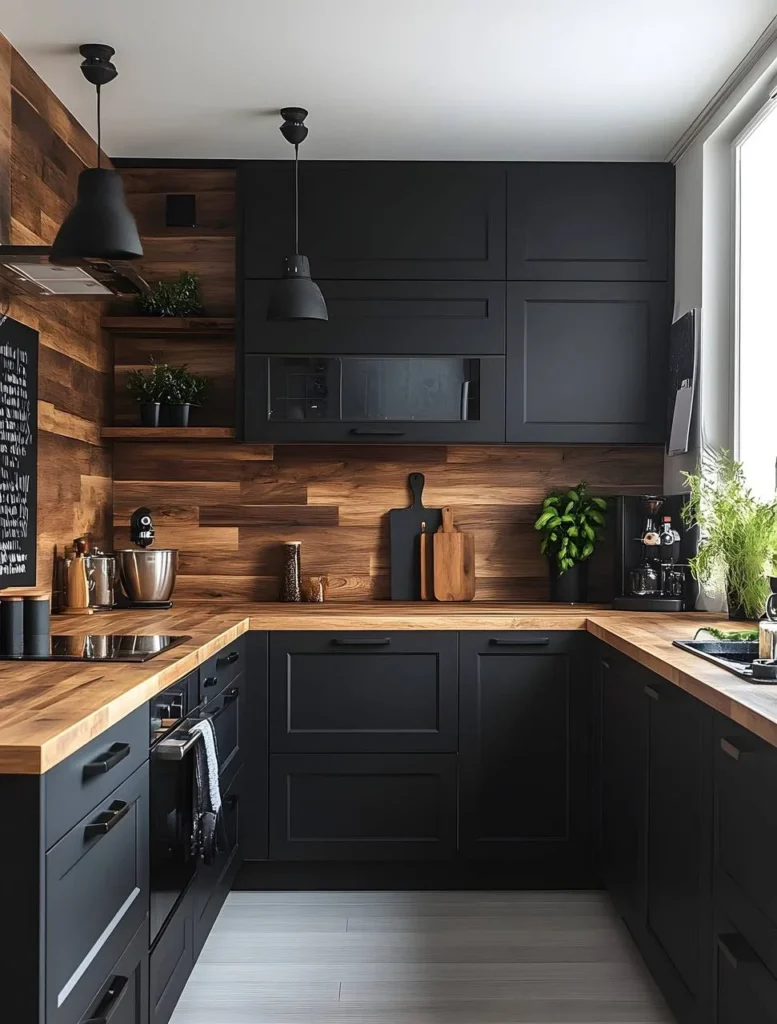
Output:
459 631 593 871
149 888 194 1024
81 919 149 1024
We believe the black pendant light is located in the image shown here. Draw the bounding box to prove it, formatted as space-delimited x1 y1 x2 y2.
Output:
267 107 328 321
52 44 143 261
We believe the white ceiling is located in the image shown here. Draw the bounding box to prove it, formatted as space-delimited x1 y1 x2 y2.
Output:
4 0 777 161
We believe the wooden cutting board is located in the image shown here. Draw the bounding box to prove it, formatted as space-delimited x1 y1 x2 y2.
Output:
433 506 476 602
389 473 442 600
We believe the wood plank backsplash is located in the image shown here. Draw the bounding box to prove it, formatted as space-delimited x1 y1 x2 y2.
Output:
113 443 663 602
1 36 112 589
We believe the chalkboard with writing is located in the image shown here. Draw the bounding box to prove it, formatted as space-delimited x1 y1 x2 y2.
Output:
0 316 37 589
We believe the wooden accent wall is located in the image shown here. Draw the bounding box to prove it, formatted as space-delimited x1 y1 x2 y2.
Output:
0 36 112 588
113 443 663 602
111 167 663 602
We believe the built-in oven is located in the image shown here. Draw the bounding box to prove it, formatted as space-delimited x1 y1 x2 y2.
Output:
149 672 240 946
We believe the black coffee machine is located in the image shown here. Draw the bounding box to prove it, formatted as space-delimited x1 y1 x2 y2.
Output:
613 495 697 611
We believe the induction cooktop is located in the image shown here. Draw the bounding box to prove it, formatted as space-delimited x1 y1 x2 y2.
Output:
0 634 192 662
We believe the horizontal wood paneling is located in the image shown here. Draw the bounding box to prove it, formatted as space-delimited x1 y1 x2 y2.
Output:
1 38 112 589
114 444 663 602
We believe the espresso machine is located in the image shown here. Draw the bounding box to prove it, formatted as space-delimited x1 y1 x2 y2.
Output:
613 495 697 611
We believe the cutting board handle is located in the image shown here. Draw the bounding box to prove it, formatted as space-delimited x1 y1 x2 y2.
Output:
408 472 425 509
439 506 455 533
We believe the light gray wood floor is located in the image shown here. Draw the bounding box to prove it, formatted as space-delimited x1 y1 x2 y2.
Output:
171 891 674 1023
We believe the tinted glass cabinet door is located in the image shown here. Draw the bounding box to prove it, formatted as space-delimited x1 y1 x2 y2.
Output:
241 161 506 279
506 281 669 443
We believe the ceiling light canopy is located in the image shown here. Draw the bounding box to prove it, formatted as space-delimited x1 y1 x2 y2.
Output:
267 107 328 322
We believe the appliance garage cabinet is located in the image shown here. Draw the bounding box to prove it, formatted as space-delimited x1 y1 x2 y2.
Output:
238 160 674 445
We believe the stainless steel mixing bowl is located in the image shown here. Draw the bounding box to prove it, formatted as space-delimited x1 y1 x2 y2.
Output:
116 549 178 603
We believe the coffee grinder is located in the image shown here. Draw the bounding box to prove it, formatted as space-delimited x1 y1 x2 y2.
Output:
613 494 696 611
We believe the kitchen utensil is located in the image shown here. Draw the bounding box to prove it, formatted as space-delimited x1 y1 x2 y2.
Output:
433 506 476 602
419 522 434 600
280 541 302 602
64 537 94 615
116 548 178 604
87 550 116 609
389 473 442 600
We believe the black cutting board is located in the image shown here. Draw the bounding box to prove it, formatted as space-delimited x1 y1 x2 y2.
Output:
389 473 442 600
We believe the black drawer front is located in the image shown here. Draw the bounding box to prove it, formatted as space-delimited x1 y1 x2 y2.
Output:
204 678 242 788
45 705 147 849
78 918 149 1024
47 763 149 1024
193 766 243 957
715 723 777 934
150 886 193 1024
716 927 777 1024
270 753 457 860
200 636 245 703
269 632 458 753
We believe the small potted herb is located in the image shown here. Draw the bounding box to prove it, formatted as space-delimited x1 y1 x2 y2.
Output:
160 364 209 427
135 271 205 318
534 483 608 603
126 361 168 426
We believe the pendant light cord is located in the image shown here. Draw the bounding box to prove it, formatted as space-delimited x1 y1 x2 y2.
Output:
294 142 299 254
96 84 102 169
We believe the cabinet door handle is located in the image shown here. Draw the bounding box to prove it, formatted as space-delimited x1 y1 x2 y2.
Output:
348 429 406 437
203 675 219 688
82 742 131 779
644 685 660 701
332 638 392 646
225 687 239 704
84 800 131 841
720 737 762 761
601 660 611 670
218 650 240 667
83 975 128 1023
489 638 550 646
717 932 759 970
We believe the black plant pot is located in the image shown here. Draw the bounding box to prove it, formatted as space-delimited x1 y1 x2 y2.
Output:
548 559 589 603
726 590 751 621
139 402 161 427
166 404 191 427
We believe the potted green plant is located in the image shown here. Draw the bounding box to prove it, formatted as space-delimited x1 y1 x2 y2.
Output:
135 271 205 317
160 364 209 427
125 361 169 426
534 483 608 602
681 449 777 620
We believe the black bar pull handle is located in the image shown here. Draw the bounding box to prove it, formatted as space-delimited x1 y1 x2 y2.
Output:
601 659 611 670
82 742 131 780
717 932 758 971
348 429 406 437
84 800 131 841
225 687 239 704
720 736 763 761
644 685 660 701
218 650 240 667
332 638 392 646
203 675 219 688
489 638 550 646
83 976 128 1023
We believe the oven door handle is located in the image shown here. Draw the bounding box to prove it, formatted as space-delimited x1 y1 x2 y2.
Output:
152 692 237 761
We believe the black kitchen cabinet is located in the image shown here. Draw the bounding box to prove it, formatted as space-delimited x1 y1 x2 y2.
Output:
599 651 646 933
243 280 506 355
150 888 193 1024
506 281 669 444
714 917 777 1024
241 161 506 280
269 631 458 753
458 632 592 870
240 631 269 861
269 751 457 860
507 162 674 281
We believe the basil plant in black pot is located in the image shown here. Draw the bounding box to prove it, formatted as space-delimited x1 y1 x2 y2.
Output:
160 364 209 427
534 483 608 603
126 362 169 427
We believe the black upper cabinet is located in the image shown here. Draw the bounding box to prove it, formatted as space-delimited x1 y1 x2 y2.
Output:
241 161 506 280
507 163 674 281
459 632 592 869
506 281 670 444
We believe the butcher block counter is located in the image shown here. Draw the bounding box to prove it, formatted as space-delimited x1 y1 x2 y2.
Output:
0 601 772 773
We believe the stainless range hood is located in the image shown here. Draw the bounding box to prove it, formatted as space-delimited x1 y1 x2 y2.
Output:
0 246 148 299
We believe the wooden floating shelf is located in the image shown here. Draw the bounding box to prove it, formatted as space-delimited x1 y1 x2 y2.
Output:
102 316 235 336
101 427 236 440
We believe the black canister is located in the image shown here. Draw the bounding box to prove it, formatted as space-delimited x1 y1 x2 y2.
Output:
23 594 51 656
0 596 24 657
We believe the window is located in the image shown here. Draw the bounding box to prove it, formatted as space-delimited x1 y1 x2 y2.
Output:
735 99 777 499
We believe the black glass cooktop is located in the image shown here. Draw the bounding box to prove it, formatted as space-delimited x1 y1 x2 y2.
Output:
0 634 192 662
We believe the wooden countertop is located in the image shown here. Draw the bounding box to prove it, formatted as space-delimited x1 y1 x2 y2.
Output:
0 602 770 774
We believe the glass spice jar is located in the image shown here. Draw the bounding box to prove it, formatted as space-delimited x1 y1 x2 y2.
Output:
304 575 327 603
280 541 302 602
